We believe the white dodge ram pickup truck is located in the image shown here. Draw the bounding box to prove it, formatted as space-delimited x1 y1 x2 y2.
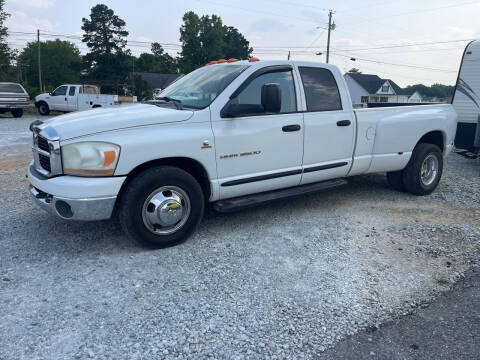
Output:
28 60 457 248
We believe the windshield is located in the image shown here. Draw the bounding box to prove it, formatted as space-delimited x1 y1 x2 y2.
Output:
158 65 249 109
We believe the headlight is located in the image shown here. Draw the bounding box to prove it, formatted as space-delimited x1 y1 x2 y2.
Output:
62 142 120 176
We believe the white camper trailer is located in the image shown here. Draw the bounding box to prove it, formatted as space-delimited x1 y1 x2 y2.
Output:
452 40 480 152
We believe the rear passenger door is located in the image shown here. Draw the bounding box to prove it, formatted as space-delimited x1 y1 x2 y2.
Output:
297 66 356 184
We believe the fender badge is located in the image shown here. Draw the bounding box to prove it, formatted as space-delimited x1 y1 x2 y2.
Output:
201 140 212 149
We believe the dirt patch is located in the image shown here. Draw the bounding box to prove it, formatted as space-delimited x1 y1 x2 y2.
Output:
0 155 31 174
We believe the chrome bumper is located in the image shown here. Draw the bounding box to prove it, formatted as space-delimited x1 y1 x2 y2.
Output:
29 185 117 221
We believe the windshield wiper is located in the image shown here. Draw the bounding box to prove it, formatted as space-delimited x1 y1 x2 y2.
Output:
157 96 183 110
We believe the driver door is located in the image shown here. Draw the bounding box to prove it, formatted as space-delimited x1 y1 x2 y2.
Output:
211 66 304 200
49 85 69 111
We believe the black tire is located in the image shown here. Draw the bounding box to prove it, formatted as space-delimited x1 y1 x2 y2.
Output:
386 170 405 192
403 143 443 196
118 166 204 248
11 109 23 118
37 102 50 116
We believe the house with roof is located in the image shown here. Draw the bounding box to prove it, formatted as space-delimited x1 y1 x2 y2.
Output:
344 73 423 107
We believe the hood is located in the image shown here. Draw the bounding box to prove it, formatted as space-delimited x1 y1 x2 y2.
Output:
39 103 194 140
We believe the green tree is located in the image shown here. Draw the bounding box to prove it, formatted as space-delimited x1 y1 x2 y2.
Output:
223 26 252 60
81 4 130 91
405 83 455 100
135 42 177 73
18 39 82 95
179 11 252 73
0 0 15 81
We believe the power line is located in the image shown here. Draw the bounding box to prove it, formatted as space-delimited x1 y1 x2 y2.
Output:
331 38 475 52
331 52 457 73
336 0 398 13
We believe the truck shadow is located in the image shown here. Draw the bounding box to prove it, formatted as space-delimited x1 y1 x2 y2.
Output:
14 172 450 257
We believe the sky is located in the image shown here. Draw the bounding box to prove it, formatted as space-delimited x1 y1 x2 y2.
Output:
4 0 480 86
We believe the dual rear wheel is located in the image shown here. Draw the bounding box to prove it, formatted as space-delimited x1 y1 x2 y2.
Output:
387 143 443 195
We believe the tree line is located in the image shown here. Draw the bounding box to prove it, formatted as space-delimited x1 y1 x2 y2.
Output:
0 3 252 98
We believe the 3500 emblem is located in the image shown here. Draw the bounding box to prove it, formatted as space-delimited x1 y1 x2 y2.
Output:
220 150 261 159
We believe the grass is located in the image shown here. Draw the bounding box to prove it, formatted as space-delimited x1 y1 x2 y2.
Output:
437 279 450 285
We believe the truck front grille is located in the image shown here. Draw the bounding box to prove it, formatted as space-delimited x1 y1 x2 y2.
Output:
32 131 61 177
38 153 51 172
37 136 49 152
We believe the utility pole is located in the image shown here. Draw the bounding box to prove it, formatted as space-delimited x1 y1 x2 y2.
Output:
326 10 335 64
287 51 291 60
37 29 42 92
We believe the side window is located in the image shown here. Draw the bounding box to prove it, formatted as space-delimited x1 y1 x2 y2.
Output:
68 86 76 96
233 70 297 114
52 86 68 96
299 67 342 112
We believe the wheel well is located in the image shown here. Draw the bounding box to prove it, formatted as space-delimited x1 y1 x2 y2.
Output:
36 101 47 107
120 157 211 201
418 131 444 152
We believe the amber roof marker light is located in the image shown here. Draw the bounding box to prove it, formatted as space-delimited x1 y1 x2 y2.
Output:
217 59 227 63
227 58 239 62
249 57 260 62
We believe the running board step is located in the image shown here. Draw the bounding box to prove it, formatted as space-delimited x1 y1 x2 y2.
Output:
213 178 348 213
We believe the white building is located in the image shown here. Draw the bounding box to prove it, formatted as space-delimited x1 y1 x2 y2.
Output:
344 73 423 107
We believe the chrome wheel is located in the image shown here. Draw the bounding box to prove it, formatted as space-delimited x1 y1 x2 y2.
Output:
142 186 191 235
420 154 438 186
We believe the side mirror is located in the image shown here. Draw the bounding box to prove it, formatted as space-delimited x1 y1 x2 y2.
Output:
261 83 282 113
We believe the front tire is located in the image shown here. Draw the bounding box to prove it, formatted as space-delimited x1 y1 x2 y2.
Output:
37 102 50 116
11 109 23 118
403 143 443 196
118 166 204 248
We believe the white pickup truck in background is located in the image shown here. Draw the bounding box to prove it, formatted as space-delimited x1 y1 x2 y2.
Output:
28 59 457 248
34 84 121 115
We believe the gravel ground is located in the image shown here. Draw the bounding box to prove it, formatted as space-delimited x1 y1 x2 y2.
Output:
0 116 479 359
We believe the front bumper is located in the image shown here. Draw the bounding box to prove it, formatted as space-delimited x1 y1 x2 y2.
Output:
29 185 117 220
28 163 126 221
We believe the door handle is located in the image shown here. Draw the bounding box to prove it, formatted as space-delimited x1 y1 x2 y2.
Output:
337 120 351 127
65 97 67 101
282 124 301 132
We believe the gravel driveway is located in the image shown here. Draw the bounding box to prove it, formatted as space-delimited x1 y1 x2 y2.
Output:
1 116 479 359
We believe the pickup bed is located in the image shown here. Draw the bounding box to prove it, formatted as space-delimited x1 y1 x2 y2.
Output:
28 60 457 248
34 84 119 115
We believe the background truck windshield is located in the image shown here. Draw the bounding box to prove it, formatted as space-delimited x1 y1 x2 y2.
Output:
159 64 249 109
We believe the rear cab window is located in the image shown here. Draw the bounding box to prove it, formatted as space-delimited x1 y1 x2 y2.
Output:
0 83 26 94
69 86 76 96
298 67 342 112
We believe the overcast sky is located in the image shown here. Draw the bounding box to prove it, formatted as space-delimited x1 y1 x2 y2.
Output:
5 0 480 86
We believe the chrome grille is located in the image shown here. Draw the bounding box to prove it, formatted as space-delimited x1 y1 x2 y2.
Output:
31 126 62 177
37 136 49 152
38 153 51 172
